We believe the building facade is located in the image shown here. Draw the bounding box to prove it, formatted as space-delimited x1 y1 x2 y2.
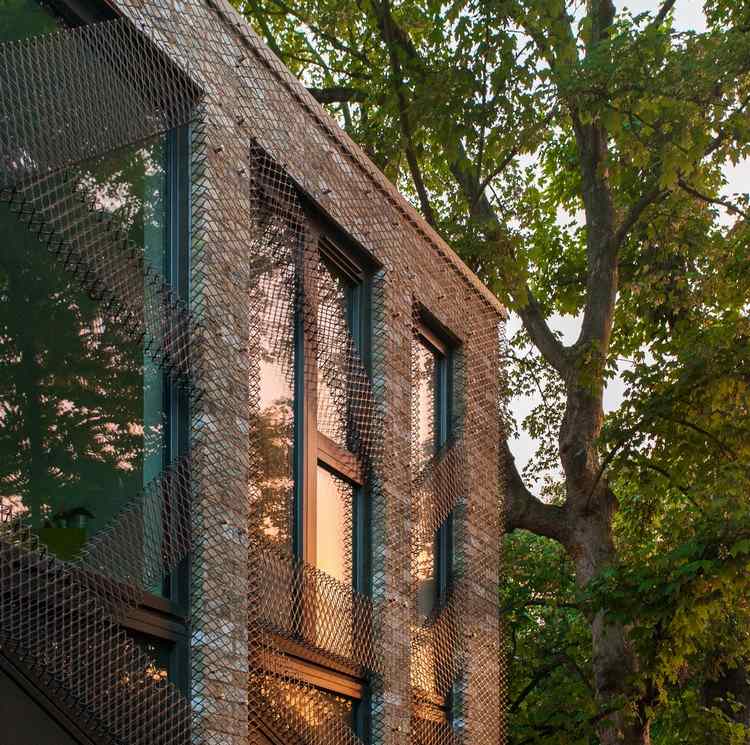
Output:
0 1 507 743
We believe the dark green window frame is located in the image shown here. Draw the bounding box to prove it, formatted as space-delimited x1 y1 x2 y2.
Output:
121 123 192 696
416 321 455 611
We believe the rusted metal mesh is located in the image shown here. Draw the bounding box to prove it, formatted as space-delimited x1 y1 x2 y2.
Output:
0 2 506 744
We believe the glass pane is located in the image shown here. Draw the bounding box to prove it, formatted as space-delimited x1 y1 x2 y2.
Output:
127 630 172 685
414 339 438 473
0 0 60 43
0 137 169 574
253 263 295 550
411 630 437 694
316 259 353 450
315 465 351 584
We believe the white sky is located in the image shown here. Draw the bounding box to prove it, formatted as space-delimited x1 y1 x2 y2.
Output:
507 1 749 484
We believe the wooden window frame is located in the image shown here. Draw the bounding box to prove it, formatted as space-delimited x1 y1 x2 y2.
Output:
294 221 372 594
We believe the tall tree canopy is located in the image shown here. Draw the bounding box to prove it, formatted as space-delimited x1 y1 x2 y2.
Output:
238 0 750 742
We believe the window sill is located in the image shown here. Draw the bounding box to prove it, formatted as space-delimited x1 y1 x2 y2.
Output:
261 634 366 700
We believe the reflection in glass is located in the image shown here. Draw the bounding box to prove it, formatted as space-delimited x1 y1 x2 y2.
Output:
127 631 172 685
315 465 351 583
253 266 295 550
316 260 352 450
256 673 354 735
411 631 437 694
414 340 437 473
0 136 168 567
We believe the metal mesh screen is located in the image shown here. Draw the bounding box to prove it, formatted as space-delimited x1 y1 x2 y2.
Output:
0 2 507 745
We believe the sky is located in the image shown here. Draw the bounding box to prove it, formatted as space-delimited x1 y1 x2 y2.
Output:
507 0 749 486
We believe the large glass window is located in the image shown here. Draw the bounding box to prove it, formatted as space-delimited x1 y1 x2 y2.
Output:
411 321 455 715
0 135 170 562
256 224 373 740
0 0 191 706
302 248 368 592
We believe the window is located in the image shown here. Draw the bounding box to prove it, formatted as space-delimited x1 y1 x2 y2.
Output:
413 323 454 620
411 318 455 715
299 236 370 595
0 0 192 691
255 219 374 740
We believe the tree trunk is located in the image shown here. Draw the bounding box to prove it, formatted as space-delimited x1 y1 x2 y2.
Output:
568 509 650 745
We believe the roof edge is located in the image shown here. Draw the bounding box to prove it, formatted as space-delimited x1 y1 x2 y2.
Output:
207 0 508 321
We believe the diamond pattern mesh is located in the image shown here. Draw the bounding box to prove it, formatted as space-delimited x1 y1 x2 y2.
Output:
0 2 507 744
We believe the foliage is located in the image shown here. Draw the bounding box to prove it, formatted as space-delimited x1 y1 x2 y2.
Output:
502 531 596 744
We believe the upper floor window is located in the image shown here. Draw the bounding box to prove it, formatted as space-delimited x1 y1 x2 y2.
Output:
0 0 192 696
301 236 370 594
254 218 373 740
255 225 371 591
413 321 454 621
1 134 171 561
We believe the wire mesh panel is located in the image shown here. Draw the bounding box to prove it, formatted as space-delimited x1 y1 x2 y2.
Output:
0 1 507 745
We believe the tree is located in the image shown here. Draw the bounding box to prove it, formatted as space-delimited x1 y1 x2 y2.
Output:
237 0 750 742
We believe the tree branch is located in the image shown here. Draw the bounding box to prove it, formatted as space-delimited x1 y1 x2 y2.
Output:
510 654 566 712
678 178 750 220
373 0 437 227
518 291 573 379
447 144 573 378
264 0 371 65
613 182 667 248
397 99 437 227
650 0 677 29
635 456 708 517
307 86 367 104
246 0 284 60
503 440 571 544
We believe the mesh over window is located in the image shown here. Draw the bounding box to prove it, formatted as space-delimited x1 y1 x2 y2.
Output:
0 136 170 581
413 340 438 474
253 261 296 552
0 0 505 743
253 673 357 743
316 259 353 450
315 465 351 584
